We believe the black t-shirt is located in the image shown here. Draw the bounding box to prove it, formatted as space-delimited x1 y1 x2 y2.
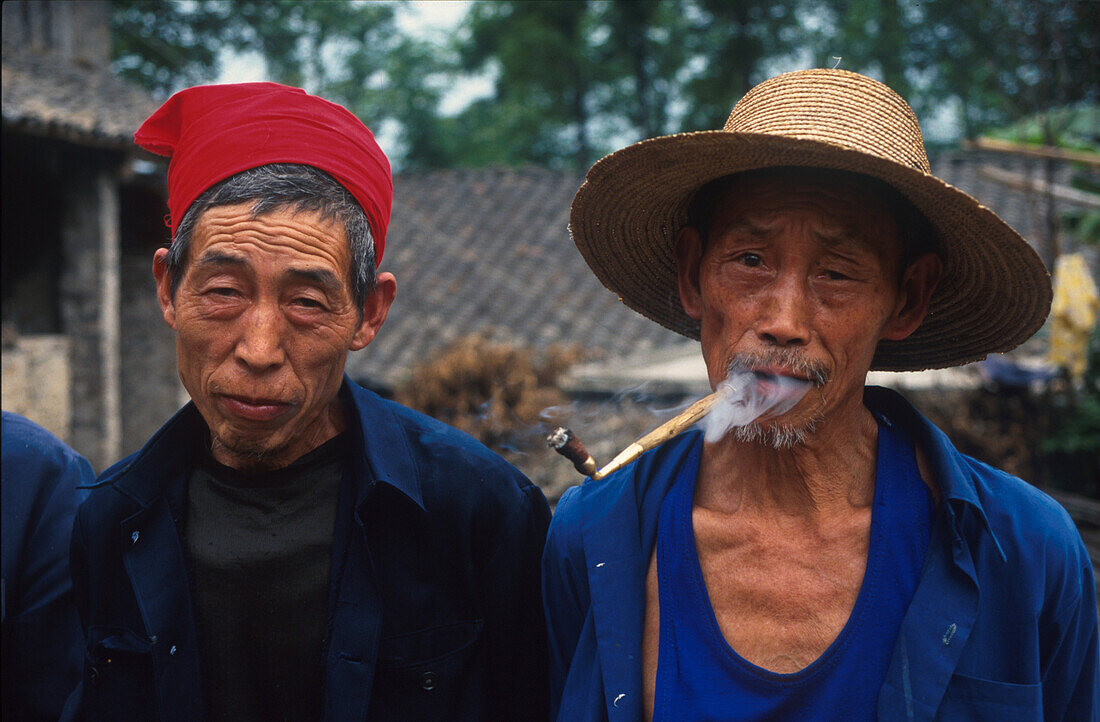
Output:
185 433 346 722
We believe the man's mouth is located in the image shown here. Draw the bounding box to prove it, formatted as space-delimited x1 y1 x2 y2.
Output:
748 366 808 383
726 353 830 389
218 394 293 422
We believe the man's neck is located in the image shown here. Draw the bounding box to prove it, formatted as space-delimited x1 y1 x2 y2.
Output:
694 401 880 521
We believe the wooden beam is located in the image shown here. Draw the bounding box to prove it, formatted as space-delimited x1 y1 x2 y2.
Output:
977 165 1100 210
965 137 1100 167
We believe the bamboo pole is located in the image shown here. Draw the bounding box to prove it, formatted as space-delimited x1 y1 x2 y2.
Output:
966 137 1100 167
592 391 720 480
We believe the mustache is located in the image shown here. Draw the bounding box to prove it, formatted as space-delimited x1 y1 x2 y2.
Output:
725 350 830 388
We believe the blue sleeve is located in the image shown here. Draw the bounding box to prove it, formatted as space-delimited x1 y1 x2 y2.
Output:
542 484 591 720
2 413 94 722
1042 554 1100 721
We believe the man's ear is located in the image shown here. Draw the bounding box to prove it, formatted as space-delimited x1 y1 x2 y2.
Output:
882 253 943 341
152 248 177 329
350 272 396 351
675 226 705 320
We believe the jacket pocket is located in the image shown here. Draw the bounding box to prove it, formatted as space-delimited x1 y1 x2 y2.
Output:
936 672 1042 720
84 626 157 722
369 619 485 721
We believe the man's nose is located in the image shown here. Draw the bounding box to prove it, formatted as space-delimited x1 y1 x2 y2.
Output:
235 302 287 370
755 272 811 347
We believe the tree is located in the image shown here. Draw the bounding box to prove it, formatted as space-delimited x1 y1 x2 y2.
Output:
824 0 1099 139
111 0 243 95
110 0 454 169
681 0 813 131
111 0 1096 169
455 0 598 169
598 0 690 139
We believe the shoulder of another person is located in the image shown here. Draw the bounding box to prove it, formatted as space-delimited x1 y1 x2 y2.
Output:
1 411 87 475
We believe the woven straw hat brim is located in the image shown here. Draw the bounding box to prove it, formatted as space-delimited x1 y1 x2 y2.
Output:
570 131 1052 371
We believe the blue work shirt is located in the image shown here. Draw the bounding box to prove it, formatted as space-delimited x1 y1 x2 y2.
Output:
543 387 1099 721
2 412 94 722
65 378 551 721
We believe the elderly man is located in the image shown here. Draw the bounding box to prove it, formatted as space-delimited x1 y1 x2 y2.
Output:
543 69 1098 720
65 83 550 721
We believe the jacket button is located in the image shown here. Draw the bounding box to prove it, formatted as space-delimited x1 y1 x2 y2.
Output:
420 671 437 691
169 645 178 656
89 666 101 685
131 531 140 544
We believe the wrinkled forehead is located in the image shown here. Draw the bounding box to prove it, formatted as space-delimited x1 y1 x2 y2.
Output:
190 202 352 273
704 169 905 258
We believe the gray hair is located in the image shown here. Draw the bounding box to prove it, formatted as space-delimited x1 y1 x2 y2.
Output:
166 163 376 309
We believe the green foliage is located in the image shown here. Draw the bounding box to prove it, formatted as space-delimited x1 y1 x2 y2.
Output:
987 105 1100 151
598 0 690 138
1045 394 1100 454
680 0 815 131
1042 328 1100 495
110 0 1099 169
1063 172 1100 247
110 0 452 169
111 0 239 95
822 0 1098 138
455 0 598 168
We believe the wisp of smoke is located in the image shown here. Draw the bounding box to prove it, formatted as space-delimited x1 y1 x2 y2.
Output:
699 369 813 444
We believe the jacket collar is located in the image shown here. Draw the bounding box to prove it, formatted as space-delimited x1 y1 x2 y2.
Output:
107 376 425 512
863 386 1006 562
343 378 425 511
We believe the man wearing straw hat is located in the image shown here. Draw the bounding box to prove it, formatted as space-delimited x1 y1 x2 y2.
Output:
63 83 550 721
543 69 1098 720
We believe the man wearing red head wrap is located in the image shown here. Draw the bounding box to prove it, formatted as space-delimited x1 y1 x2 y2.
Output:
64 83 550 722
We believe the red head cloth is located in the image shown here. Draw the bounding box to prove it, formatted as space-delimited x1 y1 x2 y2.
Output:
134 82 392 265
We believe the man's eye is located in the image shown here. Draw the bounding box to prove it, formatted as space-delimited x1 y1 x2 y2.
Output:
293 297 325 309
209 287 239 297
738 253 763 267
823 270 850 281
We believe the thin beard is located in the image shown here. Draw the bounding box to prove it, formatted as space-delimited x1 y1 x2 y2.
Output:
210 434 281 469
734 416 819 449
723 349 828 449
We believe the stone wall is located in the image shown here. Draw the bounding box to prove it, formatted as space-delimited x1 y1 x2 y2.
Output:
1 333 71 442
118 239 186 458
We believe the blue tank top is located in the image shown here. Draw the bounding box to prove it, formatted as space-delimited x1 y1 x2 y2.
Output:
653 415 934 720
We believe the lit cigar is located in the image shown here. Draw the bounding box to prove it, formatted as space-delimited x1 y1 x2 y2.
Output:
592 391 720 480
547 426 597 476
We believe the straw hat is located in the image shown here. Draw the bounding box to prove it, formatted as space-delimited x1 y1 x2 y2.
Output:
570 68 1052 371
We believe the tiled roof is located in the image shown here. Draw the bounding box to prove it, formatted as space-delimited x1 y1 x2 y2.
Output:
346 166 691 389
1 43 157 148
351 152 1093 391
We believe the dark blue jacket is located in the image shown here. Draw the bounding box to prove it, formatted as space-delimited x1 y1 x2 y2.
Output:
543 387 1099 720
2 411 94 722
66 379 551 721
